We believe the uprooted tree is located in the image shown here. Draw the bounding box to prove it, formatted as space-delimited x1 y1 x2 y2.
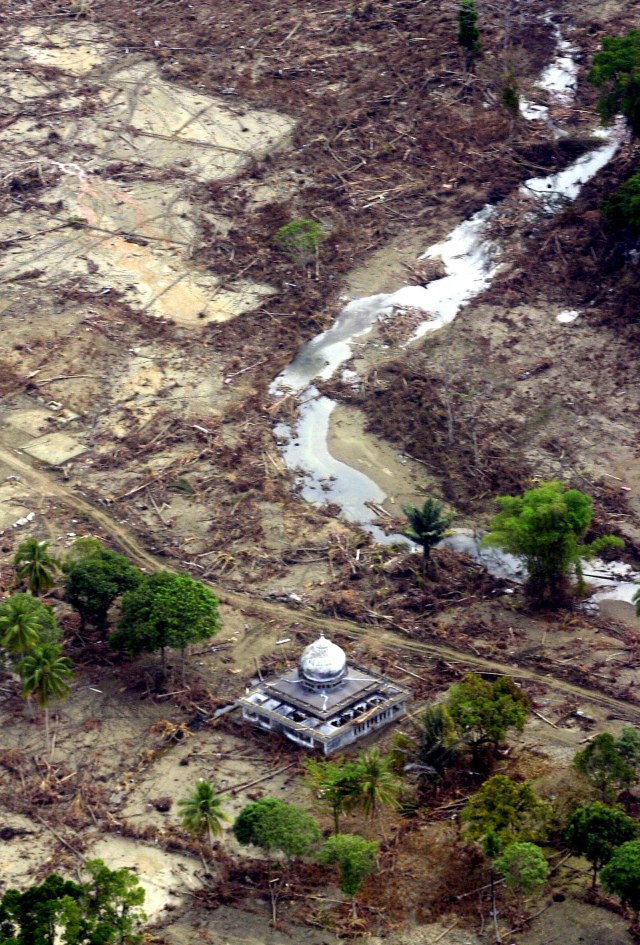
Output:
483 480 623 608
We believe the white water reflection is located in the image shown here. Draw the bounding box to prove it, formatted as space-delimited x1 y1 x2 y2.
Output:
537 19 578 105
520 14 578 122
274 389 401 544
522 132 620 208
438 529 525 581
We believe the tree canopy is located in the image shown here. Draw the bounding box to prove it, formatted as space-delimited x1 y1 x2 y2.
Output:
574 732 636 802
446 674 529 761
178 780 228 851
0 594 60 659
401 498 453 574
495 842 549 900
483 480 622 607
564 802 637 888
19 642 73 758
601 840 640 912
589 30 640 136
110 571 220 661
349 748 400 820
13 538 57 596
304 757 363 833
457 0 481 65
0 859 145 945
64 542 142 629
404 703 460 778
319 834 378 898
462 775 550 845
233 798 321 859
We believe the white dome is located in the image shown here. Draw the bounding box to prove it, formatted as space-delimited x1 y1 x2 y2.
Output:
299 634 347 690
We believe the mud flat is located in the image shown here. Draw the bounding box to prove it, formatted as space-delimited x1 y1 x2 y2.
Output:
0 23 293 325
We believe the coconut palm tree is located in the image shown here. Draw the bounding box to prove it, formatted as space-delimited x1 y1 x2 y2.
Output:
0 593 44 658
13 538 58 596
401 498 452 574
178 780 229 861
19 642 73 759
351 748 400 821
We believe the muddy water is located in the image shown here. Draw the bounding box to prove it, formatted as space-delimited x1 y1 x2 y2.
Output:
0 24 292 325
272 21 623 550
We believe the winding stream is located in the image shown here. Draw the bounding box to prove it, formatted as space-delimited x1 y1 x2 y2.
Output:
271 18 635 600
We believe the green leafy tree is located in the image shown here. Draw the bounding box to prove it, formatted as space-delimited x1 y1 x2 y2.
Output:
319 834 378 917
111 571 220 666
178 780 229 858
401 498 453 575
483 481 623 608
447 674 529 764
64 544 142 631
564 802 637 889
634 584 640 620
601 840 640 914
502 72 520 114
19 643 73 759
0 860 145 945
457 0 481 66
589 30 640 136
602 171 640 232
0 594 60 660
574 733 635 802
61 859 146 945
350 748 400 821
462 775 550 845
405 703 460 778
63 537 104 568
304 757 362 833
617 727 640 768
233 798 322 859
0 874 82 945
272 219 326 268
234 798 321 925
495 842 549 907
13 538 58 596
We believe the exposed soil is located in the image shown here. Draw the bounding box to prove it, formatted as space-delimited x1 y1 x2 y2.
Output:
2 0 640 941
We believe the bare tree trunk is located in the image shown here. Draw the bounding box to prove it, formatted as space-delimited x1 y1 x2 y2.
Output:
44 706 50 760
490 865 502 943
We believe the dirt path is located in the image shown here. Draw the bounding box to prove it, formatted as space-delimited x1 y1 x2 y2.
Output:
2 442 639 722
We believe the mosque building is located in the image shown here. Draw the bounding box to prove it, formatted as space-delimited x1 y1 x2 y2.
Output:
238 634 411 754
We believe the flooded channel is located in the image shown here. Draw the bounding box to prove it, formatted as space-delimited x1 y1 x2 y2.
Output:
271 18 635 606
